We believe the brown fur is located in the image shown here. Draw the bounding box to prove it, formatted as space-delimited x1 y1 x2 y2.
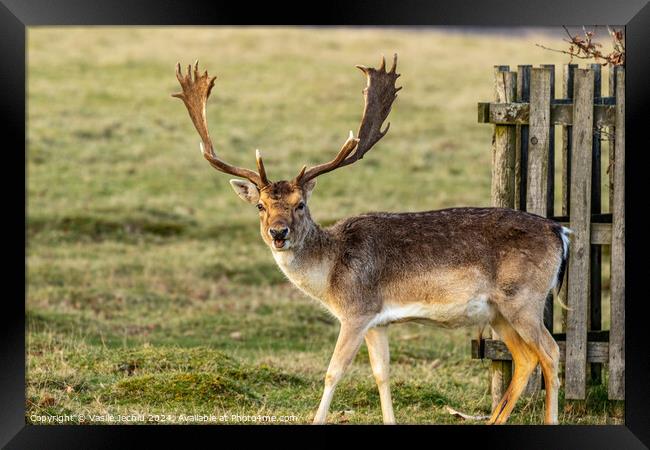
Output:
256 195 564 319
252 181 565 424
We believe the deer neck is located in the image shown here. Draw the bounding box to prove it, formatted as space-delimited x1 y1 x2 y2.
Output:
271 221 335 304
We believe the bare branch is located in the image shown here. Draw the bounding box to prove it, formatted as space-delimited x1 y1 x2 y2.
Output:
538 26 624 66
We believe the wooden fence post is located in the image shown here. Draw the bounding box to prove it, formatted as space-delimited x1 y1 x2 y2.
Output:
608 66 625 400
565 68 595 399
541 64 556 337
589 63 603 385
541 64 556 219
489 65 516 411
524 66 552 396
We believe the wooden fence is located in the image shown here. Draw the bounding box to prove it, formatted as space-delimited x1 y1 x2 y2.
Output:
471 64 625 405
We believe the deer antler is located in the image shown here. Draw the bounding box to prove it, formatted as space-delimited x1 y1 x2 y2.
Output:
295 54 401 184
172 61 269 187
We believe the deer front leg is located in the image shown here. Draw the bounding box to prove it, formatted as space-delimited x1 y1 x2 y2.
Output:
313 321 368 424
365 326 396 424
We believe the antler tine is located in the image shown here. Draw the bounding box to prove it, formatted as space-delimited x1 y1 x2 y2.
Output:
389 53 398 74
173 61 268 187
296 54 401 184
295 165 307 181
193 59 200 80
256 149 270 186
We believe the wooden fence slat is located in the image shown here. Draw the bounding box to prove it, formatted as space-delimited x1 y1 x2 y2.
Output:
526 68 552 217
560 64 577 333
565 69 595 400
542 65 556 219
516 65 531 211
589 63 603 385
541 65 556 337
489 66 516 411
562 65 577 217
541 65 556 338
608 66 625 400
523 67 552 395
491 70 517 210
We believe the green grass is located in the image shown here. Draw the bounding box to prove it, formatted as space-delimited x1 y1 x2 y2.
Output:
26 26 623 425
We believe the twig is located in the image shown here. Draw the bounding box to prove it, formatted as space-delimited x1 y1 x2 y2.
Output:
535 44 596 61
538 26 625 66
445 405 489 421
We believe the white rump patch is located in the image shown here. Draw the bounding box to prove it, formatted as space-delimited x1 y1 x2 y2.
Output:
560 226 572 260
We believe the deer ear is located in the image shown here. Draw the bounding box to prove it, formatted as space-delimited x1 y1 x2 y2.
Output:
229 179 260 204
302 178 317 201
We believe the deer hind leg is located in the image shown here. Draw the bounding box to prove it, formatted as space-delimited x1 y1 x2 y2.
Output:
529 325 560 424
365 326 396 424
313 321 367 424
487 314 539 425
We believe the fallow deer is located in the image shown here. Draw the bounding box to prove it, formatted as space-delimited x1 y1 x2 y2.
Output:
172 55 570 425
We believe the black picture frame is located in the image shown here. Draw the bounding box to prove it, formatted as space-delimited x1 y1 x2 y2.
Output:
3 0 649 448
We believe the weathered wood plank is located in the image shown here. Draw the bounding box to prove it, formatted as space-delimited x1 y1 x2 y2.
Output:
609 66 625 400
562 65 578 217
516 65 531 211
476 102 616 127
541 65 556 337
526 68 552 217
524 67 552 395
489 65 516 411
560 64 577 333
542 64 556 219
589 63 603 385
565 69 595 400
476 339 609 364
491 69 517 210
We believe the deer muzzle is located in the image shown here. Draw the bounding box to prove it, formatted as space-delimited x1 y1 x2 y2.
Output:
269 227 290 249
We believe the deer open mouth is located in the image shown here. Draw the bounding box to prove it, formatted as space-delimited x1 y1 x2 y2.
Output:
273 238 287 249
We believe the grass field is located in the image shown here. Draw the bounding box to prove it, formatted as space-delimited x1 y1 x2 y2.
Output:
26 26 623 424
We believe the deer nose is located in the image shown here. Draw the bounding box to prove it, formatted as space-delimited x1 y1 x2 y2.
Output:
269 227 289 240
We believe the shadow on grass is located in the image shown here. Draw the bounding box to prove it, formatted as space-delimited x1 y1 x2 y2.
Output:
28 208 198 241
28 207 346 246
112 362 306 408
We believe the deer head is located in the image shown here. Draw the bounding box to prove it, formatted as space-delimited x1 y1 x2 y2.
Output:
172 56 401 252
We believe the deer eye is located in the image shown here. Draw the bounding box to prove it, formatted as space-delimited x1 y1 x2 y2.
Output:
296 202 305 211
256 203 265 212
